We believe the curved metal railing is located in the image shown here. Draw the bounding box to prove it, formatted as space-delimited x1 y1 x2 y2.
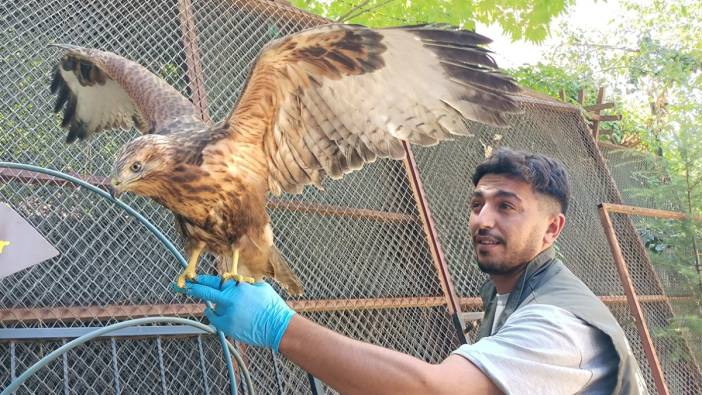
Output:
0 162 253 395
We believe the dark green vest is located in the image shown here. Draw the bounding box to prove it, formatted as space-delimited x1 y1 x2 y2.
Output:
477 247 648 395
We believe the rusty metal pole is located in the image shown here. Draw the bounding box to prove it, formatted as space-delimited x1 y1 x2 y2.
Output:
597 204 670 395
401 142 468 343
177 0 212 125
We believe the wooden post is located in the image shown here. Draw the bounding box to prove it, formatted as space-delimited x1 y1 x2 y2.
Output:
591 87 605 140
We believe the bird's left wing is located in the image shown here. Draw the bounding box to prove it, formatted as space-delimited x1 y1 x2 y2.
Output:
224 24 521 195
49 44 206 143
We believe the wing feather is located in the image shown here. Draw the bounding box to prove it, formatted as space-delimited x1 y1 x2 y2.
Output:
225 24 521 195
48 44 206 143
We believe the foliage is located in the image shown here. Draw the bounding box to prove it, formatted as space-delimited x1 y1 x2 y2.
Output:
508 0 702 360
510 63 598 104
290 0 575 42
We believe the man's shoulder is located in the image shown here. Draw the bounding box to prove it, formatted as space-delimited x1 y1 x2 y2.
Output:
506 303 591 334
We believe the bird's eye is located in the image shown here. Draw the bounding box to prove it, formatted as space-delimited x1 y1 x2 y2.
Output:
130 162 143 173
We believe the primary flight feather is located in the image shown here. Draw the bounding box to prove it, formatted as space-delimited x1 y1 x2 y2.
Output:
49 24 521 294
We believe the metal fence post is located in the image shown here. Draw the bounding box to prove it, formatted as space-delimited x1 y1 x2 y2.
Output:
401 142 468 344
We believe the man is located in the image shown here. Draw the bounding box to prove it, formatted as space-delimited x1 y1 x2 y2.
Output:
181 148 648 394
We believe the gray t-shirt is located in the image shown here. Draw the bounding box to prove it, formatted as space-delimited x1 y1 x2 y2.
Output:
453 304 619 394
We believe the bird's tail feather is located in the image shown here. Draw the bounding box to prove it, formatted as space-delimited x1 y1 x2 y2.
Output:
269 246 304 296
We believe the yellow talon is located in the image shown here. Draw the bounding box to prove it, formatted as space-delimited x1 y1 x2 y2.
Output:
177 242 205 289
221 272 256 284
220 248 255 285
177 270 197 289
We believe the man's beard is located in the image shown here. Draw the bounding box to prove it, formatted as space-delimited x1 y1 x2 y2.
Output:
477 259 528 276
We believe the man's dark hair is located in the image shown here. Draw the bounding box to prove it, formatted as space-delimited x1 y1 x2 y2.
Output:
472 148 571 214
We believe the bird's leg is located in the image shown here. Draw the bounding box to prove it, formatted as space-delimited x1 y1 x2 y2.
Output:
177 242 205 288
221 248 255 286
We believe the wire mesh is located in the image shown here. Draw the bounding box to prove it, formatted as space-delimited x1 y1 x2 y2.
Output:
1 0 698 393
1 0 456 393
598 142 680 212
608 211 702 394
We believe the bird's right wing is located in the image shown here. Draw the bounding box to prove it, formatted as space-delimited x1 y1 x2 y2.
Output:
49 44 206 143
223 24 521 195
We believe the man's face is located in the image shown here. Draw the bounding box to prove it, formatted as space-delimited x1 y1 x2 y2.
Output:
468 174 561 275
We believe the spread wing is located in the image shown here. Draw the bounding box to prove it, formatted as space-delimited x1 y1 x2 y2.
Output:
49 44 206 143
225 24 521 195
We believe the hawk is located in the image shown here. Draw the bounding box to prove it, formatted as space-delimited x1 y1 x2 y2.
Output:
49 24 521 295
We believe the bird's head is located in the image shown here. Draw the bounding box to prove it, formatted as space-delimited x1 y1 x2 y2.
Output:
110 134 175 199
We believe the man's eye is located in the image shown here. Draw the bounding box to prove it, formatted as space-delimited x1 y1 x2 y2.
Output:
470 201 482 209
500 202 514 210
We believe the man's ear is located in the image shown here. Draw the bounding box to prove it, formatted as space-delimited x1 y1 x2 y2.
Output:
544 213 566 246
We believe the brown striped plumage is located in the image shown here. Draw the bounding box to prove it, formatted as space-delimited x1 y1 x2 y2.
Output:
49 24 522 294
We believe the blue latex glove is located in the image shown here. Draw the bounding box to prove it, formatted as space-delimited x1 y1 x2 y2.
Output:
181 275 295 351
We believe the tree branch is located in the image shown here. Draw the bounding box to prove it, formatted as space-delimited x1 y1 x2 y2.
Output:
335 0 370 22
337 0 397 22
570 39 640 53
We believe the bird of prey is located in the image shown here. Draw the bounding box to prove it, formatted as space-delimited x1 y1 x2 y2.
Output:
49 24 521 295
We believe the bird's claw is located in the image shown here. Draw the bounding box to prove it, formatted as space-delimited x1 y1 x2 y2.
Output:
177 270 197 289
220 272 255 285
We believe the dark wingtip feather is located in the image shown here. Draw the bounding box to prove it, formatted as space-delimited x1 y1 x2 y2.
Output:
66 121 87 144
53 84 69 113
49 65 62 94
410 28 493 46
425 43 498 69
61 95 77 127
441 61 520 93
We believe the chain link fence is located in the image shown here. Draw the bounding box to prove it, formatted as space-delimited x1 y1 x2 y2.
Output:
1 0 700 393
599 142 702 393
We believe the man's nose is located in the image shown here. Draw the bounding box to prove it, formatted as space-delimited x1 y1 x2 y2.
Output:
471 205 497 229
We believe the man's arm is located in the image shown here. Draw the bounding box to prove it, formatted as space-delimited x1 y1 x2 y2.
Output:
281 314 501 395
180 276 501 395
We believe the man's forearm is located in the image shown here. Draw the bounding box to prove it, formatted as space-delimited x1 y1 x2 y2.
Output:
279 314 499 395
280 314 438 394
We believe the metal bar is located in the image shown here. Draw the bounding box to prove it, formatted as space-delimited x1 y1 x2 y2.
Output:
0 167 110 188
307 373 326 395
597 205 670 395
400 142 466 341
62 339 69 395
600 203 702 382
602 202 702 222
177 0 212 125
267 200 417 224
111 338 121 395
10 341 16 380
0 325 208 341
1 297 447 324
457 295 687 310
197 335 211 395
156 336 168 395
291 296 446 312
4 293 691 328
1 317 251 395
270 350 284 395
0 168 415 224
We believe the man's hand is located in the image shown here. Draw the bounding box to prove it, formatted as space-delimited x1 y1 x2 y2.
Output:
182 275 295 351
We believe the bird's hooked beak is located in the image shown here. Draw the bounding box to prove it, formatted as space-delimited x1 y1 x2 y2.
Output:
109 178 123 199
